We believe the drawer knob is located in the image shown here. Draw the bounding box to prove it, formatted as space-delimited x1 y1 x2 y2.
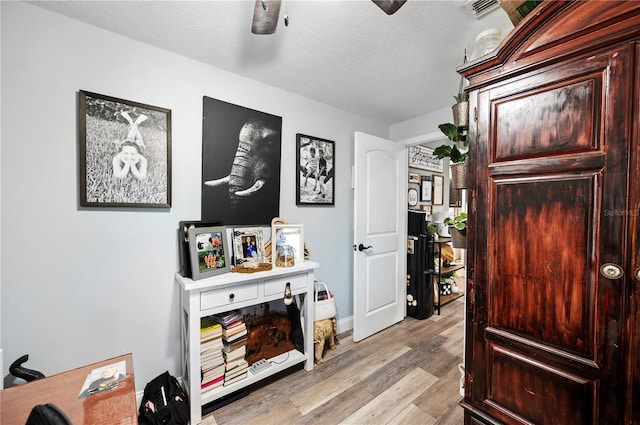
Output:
229 293 235 300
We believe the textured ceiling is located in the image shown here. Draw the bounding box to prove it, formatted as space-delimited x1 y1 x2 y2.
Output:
31 0 513 125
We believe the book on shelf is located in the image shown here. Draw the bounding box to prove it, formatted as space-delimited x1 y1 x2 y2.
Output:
201 375 224 391
223 335 248 352
223 328 248 343
201 338 223 352
214 309 243 327
223 371 248 387
223 344 246 360
201 316 222 338
202 364 225 382
221 323 247 338
225 357 248 371
202 356 224 369
225 362 248 378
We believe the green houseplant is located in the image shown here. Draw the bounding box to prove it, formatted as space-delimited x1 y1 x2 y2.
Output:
444 212 467 249
434 123 468 189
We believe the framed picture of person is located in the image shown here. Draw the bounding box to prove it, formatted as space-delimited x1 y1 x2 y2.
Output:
232 227 265 265
187 226 231 280
78 90 172 208
296 134 335 206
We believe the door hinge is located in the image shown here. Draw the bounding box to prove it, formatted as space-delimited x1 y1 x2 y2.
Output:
473 106 478 121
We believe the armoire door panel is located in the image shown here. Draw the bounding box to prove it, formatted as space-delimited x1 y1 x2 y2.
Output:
485 343 596 425
489 174 599 359
493 75 600 162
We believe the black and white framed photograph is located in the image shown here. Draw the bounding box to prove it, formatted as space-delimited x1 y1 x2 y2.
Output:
408 145 444 173
201 97 282 225
272 224 304 267
408 173 421 184
433 175 444 205
232 227 265 265
187 226 231 280
296 134 335 206
79 90 171 208
421 175 432 203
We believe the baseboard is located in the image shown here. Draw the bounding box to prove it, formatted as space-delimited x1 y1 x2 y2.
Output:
336 315 353 336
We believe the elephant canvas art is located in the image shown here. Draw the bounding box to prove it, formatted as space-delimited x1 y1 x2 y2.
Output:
201 97 282 225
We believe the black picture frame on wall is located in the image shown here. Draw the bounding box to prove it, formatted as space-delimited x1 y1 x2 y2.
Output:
296 134 335 206
201 97 282 225
79 90 172 208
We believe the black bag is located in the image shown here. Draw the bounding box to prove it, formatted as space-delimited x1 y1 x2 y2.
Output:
26 403 71 425
138 371 189 425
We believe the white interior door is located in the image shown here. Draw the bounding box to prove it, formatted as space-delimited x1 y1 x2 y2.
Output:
353 131 406 342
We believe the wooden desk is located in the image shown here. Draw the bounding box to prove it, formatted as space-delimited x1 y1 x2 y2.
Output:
0 353 137 425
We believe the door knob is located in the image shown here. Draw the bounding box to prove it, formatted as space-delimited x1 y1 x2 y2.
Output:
635 268 640 281
600 263 623 280
358 244 372 251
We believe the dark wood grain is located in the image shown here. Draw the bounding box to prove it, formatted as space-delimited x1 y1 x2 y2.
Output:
462 1 640 423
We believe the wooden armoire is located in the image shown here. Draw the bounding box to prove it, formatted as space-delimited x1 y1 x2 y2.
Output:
459 1 640 424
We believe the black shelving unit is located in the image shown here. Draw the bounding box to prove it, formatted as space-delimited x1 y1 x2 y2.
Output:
433 237 465 315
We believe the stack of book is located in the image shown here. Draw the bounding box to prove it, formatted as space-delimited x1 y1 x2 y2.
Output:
200 315 224 393
214 310 249 386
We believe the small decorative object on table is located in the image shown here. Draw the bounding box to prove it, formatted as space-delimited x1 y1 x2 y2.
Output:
313 318 337 364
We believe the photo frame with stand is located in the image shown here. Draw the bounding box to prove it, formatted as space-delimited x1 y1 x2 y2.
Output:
187 226 231 280
232 227 265 265
271 224 304 267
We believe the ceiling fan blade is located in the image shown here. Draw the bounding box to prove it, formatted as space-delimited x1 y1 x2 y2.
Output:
372 0 407 15
251 0 282 34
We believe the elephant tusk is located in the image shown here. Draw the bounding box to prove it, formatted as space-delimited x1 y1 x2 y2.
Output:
204 176 230 187
235 179 265 196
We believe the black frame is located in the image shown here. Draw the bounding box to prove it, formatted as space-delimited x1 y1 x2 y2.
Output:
79 90 171 208
296 133 335 206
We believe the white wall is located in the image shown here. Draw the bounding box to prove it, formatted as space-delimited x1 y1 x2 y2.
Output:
0 2 388 389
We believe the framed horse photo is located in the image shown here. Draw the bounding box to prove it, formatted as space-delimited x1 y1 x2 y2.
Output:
296 134 335 206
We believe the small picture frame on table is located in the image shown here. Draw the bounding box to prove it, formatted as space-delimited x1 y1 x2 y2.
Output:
272 224 304 267
187 226 231 280
232 227 265 265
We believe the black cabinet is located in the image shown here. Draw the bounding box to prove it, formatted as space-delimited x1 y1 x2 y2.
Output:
406 232 434 320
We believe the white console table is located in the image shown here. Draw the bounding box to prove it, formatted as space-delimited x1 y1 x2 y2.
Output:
175 261 318 424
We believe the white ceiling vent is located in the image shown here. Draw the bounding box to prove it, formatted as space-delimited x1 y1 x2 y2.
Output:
463 0 500 18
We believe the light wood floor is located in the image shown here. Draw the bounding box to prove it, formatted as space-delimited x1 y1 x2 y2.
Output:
202 296 465 425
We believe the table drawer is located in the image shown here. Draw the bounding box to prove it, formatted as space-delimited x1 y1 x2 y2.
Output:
264 273 308 297
200 283 259 311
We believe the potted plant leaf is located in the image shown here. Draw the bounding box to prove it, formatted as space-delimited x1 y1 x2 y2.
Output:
434 123 468 189
444 212 467 249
